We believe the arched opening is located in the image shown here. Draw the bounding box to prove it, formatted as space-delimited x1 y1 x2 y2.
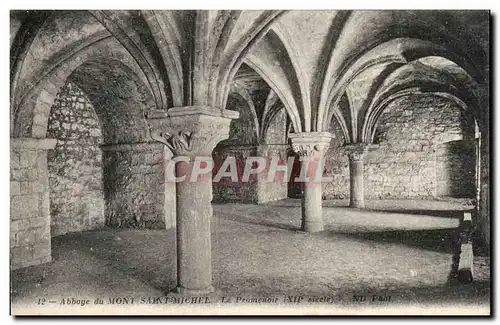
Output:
66 59 165 229
212 91 259 203
47 81 104 236
10 52 169 270
369 93 477 200
213 64 290 204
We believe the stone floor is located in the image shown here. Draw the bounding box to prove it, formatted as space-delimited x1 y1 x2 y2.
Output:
11 199 490 315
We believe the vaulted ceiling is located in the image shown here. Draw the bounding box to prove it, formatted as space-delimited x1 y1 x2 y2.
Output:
10 10 490 143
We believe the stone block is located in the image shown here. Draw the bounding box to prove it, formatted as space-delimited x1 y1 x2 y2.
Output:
30 217 47 229
11 168 38 181
11 219 30 232
10 181 20 196
14 229 37 247
20 181 38 194
20 150 38 168
144 153 157 165
10 151 20 170
11 195 39 220
33 226 50 243
32 124 47 138
40 191 50 219
11 246 33 267
31 242 51 261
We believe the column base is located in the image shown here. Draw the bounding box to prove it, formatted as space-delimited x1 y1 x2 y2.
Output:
301 221 324 232
350 201 365 209
168 285 215 296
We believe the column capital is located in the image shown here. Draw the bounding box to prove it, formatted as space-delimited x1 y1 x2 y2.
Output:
146 106 240 156
289 132 332 158
344 143 370 161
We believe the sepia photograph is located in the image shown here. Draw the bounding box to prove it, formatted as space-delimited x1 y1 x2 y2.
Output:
8 8 491 316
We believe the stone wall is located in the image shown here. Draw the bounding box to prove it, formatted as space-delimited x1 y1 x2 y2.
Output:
213 144 290 204
255 144 290 203
255 108 289 203
435 140 476 198
213 105 289 204
11 139 56 270
102 143 166 229
47 82 105 236
222 94 258 146
323 94 476 199
213 146 258 203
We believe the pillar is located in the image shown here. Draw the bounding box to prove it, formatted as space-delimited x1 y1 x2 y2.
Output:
289 132 332 232
10 138 56 269
147 106 239 295
345 143 369 208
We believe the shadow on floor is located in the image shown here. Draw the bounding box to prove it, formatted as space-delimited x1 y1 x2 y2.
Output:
325 227 470 284
362 209 466 219
51 229 178 293
328 228 460 254
216 213 300 232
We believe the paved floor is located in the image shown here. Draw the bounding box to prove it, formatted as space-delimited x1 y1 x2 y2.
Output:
11 199 490 315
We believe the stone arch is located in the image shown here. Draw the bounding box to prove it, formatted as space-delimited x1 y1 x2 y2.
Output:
16 36 168 232
10 35 170 269
260 91 287 145
216 11 285 111
141 10 184 107
329 92 353 144
269 24 311 129
363 56 483 143
229 84 261 144
321 37 486 131
219 90 259 147
244 57 302 134
67 58 155 144
12 37 154 139
88 10 170 111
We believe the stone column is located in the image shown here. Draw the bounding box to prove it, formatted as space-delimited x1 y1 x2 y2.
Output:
289 132 332 232
10 138 56 270
345 143 369 209
147 106 239 295
163 148 176 229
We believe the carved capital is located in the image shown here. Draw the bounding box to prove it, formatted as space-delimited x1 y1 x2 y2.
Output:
146 106 239 156
289 132 332 159
150 130 193 154
344 143 370 161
